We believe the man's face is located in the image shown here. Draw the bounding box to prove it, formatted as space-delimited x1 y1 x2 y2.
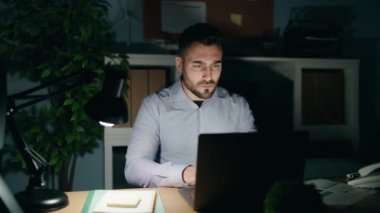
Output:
176 43 222 100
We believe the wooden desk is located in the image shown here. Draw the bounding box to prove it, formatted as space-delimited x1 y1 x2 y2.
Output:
55 187 380 213
54 188 195 213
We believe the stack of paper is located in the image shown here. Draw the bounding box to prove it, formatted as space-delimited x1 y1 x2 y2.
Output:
82 189 165 213
305 179 376 208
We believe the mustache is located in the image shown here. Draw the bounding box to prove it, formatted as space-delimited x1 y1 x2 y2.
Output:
198 80 216 85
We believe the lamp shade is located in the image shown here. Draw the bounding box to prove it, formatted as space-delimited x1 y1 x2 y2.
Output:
85 65 128 125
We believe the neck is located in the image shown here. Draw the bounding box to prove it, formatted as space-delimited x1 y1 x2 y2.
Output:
180 80 204 101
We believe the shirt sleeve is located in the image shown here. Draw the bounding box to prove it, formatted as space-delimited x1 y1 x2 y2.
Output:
239 97 257 132
124 96 189 187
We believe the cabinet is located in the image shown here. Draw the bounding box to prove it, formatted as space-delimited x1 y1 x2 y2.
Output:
123 68 167 127
104 54 359 189
229 56 359 153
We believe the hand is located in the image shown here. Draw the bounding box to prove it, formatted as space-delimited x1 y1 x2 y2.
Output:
182 165 196 185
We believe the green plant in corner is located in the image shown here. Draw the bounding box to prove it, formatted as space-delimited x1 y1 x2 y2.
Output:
264 180 326 213
0 0 129 190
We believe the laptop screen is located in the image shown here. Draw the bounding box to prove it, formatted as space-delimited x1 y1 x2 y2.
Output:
189 131 308 212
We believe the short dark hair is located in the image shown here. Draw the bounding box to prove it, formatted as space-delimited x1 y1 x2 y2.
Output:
178 23 223 56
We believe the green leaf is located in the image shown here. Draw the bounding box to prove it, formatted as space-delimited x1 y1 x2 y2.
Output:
50 156 59 165
63 98 74 106
81 60 88 68
76 126 85 132
71 102 80 111
65 134 75 144
41 68 51 78
70 113 78 121
73 54 84 62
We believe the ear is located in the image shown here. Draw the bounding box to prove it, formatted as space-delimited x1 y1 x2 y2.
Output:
175 56 183 73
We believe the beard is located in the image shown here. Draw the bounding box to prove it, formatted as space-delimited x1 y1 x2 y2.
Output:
181 75 218 99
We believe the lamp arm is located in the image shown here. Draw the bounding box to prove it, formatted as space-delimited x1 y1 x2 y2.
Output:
6 114 49 189
9 70 94 111
5 70 95 189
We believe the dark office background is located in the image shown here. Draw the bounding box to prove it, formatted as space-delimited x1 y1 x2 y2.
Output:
3 0 380 192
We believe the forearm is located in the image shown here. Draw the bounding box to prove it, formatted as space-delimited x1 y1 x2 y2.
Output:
125 159 188 187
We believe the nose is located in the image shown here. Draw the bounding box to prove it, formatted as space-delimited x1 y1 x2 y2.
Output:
202 66 212 81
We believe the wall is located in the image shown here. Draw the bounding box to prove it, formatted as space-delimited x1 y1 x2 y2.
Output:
108 0 143 44
143 0 273 40
274 0 380 163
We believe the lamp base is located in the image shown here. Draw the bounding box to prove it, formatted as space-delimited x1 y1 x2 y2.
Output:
15 188 68 212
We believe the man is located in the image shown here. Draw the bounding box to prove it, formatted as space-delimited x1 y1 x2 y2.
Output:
125 23 256 188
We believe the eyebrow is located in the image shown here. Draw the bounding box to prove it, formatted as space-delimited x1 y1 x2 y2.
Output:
191 60 222 64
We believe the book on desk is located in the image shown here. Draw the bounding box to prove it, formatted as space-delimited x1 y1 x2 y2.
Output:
81 189 165 213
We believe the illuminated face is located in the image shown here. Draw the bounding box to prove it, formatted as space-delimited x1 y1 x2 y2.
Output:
175 43 222 100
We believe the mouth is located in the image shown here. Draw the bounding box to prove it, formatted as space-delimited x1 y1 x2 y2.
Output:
199 80 215 86
199 84 214 90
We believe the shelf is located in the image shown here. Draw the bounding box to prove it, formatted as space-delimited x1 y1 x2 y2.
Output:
108 54 360 155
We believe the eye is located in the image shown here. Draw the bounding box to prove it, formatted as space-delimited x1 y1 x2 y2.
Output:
192 63 203 70
211 63 222 71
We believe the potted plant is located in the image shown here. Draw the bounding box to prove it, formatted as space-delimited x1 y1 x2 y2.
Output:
0 0 129 190
264 180 325 213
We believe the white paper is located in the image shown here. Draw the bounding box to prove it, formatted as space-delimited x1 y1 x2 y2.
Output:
93 190 156 213
305 179 376 208
161 1 206 33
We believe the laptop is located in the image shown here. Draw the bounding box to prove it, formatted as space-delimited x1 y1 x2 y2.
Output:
179 131 308 212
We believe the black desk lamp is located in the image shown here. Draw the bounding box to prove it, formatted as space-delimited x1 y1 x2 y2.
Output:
85 65 129 126
1 65 128 212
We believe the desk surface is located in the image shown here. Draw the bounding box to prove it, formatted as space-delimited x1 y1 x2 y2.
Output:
54 187 195 213
55 187 380 213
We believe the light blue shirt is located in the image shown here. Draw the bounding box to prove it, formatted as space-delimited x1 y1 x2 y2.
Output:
125 81 256 187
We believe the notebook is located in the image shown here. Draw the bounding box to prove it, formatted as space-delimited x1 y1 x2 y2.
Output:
179 131 308 212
